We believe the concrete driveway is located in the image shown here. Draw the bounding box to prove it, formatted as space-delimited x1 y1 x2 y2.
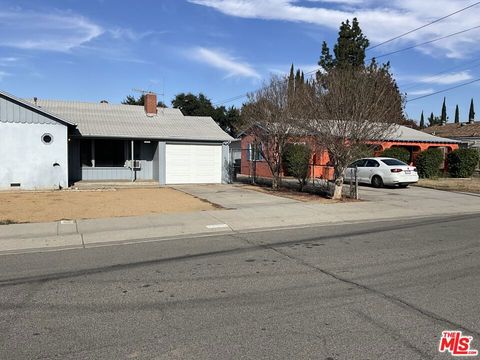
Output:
174 183 480 218
172 184 299 209
356 183 480 202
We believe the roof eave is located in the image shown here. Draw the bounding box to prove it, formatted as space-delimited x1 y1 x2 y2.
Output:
0 90 77 127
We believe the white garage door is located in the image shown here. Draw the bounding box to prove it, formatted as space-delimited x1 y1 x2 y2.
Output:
166 144 222 184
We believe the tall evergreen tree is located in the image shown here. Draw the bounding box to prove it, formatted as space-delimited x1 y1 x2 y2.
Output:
428 112 435 127
318 17 369 71
469 98 475 122
319 41 334 71
440 97 447 125
288 64 295 85
419 111 425 128
454 104 460 123
287 64 295 102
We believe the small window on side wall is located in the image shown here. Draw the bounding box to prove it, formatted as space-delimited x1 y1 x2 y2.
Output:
248 143 263 161
41 133 53 144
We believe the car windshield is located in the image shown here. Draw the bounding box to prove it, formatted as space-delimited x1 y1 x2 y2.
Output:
381 159 408 166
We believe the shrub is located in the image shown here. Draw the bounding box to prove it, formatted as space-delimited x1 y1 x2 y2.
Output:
381 147 410 164
415 148 444 178
447 148 480 178
283 143 312 191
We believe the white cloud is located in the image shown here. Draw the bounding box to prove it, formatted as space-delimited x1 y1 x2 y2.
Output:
419 71 472 85
305 0 363 4
0 57 19 66
192 47 260 79
407 88 434 96
108 28 167 41
188 0 480 58
0 9 103 52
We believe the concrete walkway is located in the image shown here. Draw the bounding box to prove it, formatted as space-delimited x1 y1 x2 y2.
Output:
0 184 479 254
172 184 298 209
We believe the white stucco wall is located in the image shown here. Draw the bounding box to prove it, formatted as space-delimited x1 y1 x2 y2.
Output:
0 122 68 189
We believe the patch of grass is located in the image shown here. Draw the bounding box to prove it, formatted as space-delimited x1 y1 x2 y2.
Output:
416 177 480 194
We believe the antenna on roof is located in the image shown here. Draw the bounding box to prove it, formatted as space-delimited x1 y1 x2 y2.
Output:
132 87 166 115
132 88 157 95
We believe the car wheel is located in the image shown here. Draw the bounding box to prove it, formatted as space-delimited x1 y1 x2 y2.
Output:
371 175 383 188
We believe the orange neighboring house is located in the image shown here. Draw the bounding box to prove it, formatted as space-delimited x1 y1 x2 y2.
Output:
240 124 459 180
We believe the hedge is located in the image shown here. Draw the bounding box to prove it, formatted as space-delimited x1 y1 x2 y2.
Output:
381 147 410 164
283 143 312 191
416 148 444 178
447 148 480 178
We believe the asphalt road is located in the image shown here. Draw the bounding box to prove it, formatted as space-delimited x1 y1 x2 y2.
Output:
1 214 479 359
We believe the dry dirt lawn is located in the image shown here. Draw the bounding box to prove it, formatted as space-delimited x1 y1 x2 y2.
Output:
417 177 480 193
0 188 216 224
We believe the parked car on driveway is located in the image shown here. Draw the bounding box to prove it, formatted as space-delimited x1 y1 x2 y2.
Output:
344 157 419 188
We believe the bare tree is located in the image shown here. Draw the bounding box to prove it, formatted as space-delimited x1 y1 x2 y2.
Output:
241 74 309 190
308 63 405 199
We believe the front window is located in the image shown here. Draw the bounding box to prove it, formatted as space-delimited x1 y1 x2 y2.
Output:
80 139 129 167
95 140 127 167
80 140 93 167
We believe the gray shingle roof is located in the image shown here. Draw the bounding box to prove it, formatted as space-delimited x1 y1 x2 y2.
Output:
0 89 75 126
384 125 459 143
27 99 234 142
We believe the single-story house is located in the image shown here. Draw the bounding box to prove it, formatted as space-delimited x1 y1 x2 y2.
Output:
240 124 459 180
0 90 233 190
422 120 480 150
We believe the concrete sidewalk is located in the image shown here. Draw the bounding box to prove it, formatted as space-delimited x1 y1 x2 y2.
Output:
1 184 479 254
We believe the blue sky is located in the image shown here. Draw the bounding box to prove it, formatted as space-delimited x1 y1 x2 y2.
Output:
1 0 479 123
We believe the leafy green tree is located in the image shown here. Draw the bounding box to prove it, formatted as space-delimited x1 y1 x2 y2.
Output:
122 94 166 107
171 93 216 116
218 106 241 136
440 97 447 124
428 112 442 127
469 98 475 122
419 111 425 128
172 93 240 136
454 105 460 123
318 18 369 71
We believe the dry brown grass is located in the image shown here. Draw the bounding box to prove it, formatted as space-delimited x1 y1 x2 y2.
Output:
0 188 216 223
416 177 480 194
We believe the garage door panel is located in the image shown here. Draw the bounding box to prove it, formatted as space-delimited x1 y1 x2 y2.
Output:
166 144 222 184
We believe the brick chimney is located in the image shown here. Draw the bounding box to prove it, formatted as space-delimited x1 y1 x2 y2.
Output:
144 93 157 116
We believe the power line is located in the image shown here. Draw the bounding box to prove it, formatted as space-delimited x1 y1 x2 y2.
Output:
374 24 480 59
213 94 249 106
214 8 480 106
406 77 480 102
368 1 480 50
399 57 480 90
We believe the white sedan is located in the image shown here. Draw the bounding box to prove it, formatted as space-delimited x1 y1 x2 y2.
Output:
344 157 419 188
